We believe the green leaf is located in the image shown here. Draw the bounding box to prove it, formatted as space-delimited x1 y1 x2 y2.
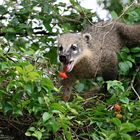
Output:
51 103 66 113
111 118 121 128
70 0 77 5
25 64 34 72
43 4 50 13
135 53 140 58
66 103 78 115
14 109 23 116
4 102 13 113
127 55 135 63
107 80 124 92
111 11 118 19
42 78 54 89
25 132 31 137
119 51 128 60
0 90 6 95
121 47 130 53
75 83 85 92
42 112 52 122
69 108 78 115
0 5 7 15
44 48 57 64
38 97 44 105
32 131 42 140
91 133 100 140
25 82 34 94
126 61 132 68
28 127 36 132
6 81 23 91
120 122 136 133
5 33 16 41
49 120 61 133
21 100 30 108
65 131 72 140
6 28 16 33
120 97 129 104
61 23 72 32
133 119 140 129
43 21 52 32
16 66 24 74
108 132 118 139
121 133 132 140
28 71 40 81
130 47 140 53
119 61 130 74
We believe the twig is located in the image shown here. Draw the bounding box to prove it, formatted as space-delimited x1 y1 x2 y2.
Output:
131 67 140 100
62 130 67 140
75 0 94 25
0 115 24 133
136 131 140 136
82 96 98 105
0 31 58 37
70 128 79 140
75 0 135 28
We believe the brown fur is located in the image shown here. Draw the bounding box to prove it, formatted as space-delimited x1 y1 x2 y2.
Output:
58 21 140 101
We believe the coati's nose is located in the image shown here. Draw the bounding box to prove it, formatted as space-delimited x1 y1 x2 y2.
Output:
59 55 67 63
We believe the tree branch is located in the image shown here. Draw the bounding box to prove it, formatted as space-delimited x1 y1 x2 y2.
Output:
131 67 140 100
0 31 58 37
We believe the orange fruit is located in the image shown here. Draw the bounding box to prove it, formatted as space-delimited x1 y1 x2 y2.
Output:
114 104 121 112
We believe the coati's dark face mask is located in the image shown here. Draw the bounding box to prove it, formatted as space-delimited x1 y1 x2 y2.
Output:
58 44 81 72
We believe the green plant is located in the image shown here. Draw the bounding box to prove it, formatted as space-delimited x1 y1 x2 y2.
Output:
0 0 140 139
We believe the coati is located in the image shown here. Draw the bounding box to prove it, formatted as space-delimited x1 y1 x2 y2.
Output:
57 21 140 101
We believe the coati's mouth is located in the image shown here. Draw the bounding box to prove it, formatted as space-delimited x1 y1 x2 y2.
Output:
63 60 74 72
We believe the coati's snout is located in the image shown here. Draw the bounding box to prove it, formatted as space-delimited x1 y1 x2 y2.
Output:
59 55 67 64
59 55 73 64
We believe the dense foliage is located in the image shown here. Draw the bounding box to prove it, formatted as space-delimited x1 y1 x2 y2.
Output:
0 0 140 139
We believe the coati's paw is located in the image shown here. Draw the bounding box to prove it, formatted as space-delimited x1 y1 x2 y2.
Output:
62 94 70 101
61 87 72 101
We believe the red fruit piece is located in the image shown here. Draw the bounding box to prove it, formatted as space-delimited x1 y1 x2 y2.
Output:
59 72 68 79
114 104 121 112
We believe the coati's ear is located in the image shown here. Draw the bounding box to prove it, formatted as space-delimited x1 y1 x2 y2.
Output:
83 33 92 44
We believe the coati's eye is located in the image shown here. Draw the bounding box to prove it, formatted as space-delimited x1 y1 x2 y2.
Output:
71 44 77 51
59 45 63 51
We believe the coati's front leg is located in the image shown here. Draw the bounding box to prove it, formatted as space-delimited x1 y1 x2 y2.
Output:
60 76 76 101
